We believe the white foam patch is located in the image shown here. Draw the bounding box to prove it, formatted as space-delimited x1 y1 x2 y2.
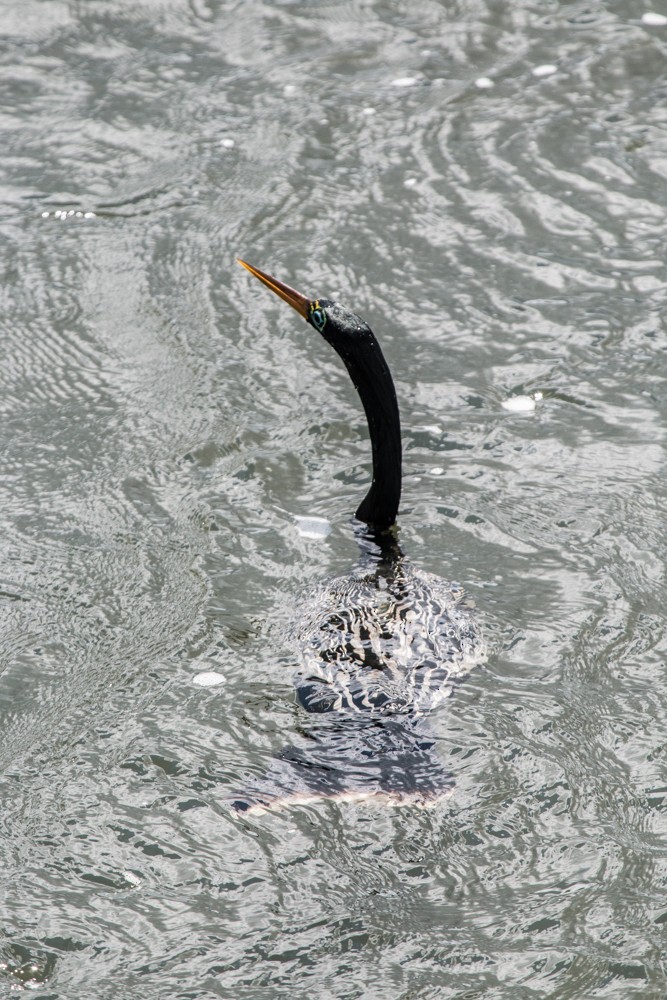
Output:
391 76 419 88
192 670 226 687
294 515 331 540
532 64 558 77
122 871 142 887
642 12 667 24
475 76 494 89
42 209 97 220
501 395 537 413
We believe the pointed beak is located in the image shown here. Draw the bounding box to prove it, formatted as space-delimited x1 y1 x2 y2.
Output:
237 259 311 321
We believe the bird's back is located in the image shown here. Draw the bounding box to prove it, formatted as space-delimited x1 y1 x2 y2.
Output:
292 558 483 718
232 552 484 813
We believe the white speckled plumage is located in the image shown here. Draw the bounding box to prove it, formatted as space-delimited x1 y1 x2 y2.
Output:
292 557 484 717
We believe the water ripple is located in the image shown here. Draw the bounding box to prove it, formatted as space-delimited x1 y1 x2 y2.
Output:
1 0 667 997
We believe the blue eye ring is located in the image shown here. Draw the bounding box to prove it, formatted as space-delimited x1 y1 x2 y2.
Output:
310 302 327 331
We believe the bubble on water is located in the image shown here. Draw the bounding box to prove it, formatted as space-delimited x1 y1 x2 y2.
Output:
503 394 538 412
294 515 331 540
192 670 226 687
532 64 558 77
642 11 667 24
45 208 96 220
220 137 235 148
404 177 418 188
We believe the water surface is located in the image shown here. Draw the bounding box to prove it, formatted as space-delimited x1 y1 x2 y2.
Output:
1 1 667 996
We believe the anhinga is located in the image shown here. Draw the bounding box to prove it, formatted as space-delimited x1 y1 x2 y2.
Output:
234 260 484 812
238 259 401 532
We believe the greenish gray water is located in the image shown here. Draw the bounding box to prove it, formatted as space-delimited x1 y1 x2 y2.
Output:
1 0 667 996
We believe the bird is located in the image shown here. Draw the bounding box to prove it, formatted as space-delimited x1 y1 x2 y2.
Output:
233 259 484 813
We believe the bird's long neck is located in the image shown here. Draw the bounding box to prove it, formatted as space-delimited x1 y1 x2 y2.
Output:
336 334 402 531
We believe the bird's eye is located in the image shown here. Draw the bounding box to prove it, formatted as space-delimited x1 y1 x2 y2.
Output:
310 305 326 331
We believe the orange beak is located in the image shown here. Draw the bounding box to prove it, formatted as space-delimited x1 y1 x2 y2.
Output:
237 259 311 321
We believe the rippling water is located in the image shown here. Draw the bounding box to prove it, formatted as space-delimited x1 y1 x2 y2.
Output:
2 0 667 996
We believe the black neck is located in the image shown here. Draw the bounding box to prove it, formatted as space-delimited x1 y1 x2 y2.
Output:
335 333 402 531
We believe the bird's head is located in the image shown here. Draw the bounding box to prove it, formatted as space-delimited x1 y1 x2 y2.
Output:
237 259 374 357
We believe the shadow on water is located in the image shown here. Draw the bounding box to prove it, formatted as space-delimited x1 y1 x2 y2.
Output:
232 713 456 814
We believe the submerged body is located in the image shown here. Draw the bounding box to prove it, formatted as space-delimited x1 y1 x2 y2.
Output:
234 260 484 812
293 550 481 718
233 537 484 814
